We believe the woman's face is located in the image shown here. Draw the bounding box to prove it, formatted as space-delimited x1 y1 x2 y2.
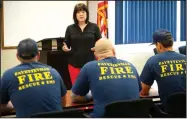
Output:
76 10 87 23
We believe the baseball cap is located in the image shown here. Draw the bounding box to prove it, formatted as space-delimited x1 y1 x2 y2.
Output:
17 38 38 60
150 29 174 45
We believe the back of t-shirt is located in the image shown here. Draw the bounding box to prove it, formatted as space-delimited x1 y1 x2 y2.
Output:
140 51 186 104
1 62 67 117
73 57 141 117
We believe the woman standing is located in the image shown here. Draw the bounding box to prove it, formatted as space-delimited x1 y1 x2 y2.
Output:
63 3 101 85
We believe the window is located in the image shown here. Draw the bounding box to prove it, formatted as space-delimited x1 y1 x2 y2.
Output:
180 0 186 41
115 1 184 45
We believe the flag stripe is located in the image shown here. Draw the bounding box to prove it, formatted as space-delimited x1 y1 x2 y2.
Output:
97 1 108 38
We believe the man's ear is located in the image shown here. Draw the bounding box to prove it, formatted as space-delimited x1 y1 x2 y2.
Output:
112 48 116 56
16 53 20 61
157 42 164 51
94 52 99 60
36 51 40 61
91 47 95 52
95 56 98 60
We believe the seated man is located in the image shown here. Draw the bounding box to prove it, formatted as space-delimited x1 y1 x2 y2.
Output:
140 29 186 109
71 39 142 118
1 38 67 117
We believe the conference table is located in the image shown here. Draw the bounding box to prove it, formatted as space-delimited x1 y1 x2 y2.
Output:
1 89 160 117
1 90 93 117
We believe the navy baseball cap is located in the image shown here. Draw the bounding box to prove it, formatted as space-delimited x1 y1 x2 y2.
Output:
150 29 174 45
17 38 38 60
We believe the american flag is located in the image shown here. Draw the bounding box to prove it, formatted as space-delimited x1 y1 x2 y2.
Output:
97 1 108 38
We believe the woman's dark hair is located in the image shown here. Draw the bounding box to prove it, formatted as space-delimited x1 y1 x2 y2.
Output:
73 3 89 24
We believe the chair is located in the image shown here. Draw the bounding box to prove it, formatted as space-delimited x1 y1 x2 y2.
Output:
30 108 85 118
104 98 153 118
153 92 186 118
179 46 186 55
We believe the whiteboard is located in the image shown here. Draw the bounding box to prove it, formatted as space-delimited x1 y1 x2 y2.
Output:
3 1 87 48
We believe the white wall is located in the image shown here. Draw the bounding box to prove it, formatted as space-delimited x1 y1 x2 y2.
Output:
3 1 86 47
1 1 185 80
1 49 20 75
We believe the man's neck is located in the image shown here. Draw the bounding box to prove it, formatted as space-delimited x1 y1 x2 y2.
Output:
97 55 115 60
162 47 173 52
21 59 37 63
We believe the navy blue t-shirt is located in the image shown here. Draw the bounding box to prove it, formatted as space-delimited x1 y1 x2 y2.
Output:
140 51 186 105
1 62 67 117
72 57 141 118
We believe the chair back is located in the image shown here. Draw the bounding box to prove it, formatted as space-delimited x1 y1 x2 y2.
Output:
165 92 186 117
104 98 153 118
179 46 186 55
30 108 85 118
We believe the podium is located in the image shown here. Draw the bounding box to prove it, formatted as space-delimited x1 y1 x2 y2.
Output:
37 37 72 90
